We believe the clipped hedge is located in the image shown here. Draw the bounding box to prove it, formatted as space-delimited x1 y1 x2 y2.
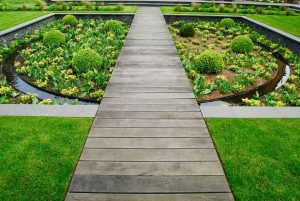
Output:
220 18 235 29
194 50 224 74
72 48 102 73
179 24 195 37
231 35 254 53
62 14 78 26
104 20 123 33
43 30 65 46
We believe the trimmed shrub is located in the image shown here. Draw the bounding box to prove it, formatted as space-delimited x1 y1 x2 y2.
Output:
104 20 123 33
62 14 78 26
72 48 102 73
179 24 195 37
194 50 224 74
231 35 254 53
43 30 65 46
219 18 235 29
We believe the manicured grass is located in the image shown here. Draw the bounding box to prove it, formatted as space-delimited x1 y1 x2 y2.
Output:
206 118 300 201
0 116 92 201
161 6 300 38
0 11 48 30
1 0 39 4
249 15 300 38
0 6 137 31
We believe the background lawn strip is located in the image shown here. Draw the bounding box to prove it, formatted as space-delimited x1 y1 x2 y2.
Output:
161 6 300 38
0 116 93 201
206 118 300 201
0 6 137 31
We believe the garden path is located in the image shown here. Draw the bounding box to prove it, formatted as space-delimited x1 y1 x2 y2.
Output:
65 7 233 201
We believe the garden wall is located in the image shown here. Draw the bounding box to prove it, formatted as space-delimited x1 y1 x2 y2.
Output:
164 14 300 56
0 13 134 46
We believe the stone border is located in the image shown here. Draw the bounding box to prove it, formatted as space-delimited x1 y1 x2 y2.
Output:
0 104 99 117
0 13 135 45
200 106 300 118
164 14 300 56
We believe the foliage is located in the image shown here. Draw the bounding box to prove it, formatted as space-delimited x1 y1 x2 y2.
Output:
72 48 102 73
13 18 128 101
62 14 78 26
43 29 65 46
194 50 224 74
170 20 300 105
231 35 254 53
179 23 195 37
219 18 235 29
104 20 123 34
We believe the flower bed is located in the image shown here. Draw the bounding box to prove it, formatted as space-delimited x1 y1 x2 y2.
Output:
169 19 300 106
0 15 129 104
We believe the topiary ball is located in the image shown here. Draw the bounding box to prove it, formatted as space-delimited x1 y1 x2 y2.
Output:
104 20 123 33
231 35 254 53
179 24 195 37
43 30 65 46
62 14 78 26
194 50 224 74
72 48 102 73
220 18 235 29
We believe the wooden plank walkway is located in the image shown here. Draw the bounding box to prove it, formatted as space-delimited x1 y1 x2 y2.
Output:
65 7 234 201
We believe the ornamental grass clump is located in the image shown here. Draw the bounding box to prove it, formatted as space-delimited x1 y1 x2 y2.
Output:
43 30 65 46
62 14 78 26
219 18 235 29
104 20 123 34
179 24 195 37
194 50 224 74
231 35 254 53
72 48 102 73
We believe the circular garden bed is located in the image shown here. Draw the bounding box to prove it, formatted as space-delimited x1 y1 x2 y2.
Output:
10 15 129 103
169 18 299 106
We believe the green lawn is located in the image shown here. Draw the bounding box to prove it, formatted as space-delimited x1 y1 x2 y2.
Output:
249 15 300 38
1 0 39 4
161 6 300 38
0 116 92 201
206 118 300 201
0 11 48 31
0 6 137 31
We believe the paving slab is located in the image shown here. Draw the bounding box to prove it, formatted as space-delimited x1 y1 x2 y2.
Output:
200 106 300 118
66 7 232 200
65 193 234 201
0 104 98 117
69 175 231 193
75 161 224 175
89 127 210 137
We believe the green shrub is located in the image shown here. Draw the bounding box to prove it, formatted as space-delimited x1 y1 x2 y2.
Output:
114 4 124 11
43 30 65 46
219 4 225 13
72 48 102 73
220 18 235 29
104 20 123 33
194 50 224 74
232 3 238 13
174 5 183 12
179 24 195 37
231 35 254 53
62 14 78 26
285 8 294 16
